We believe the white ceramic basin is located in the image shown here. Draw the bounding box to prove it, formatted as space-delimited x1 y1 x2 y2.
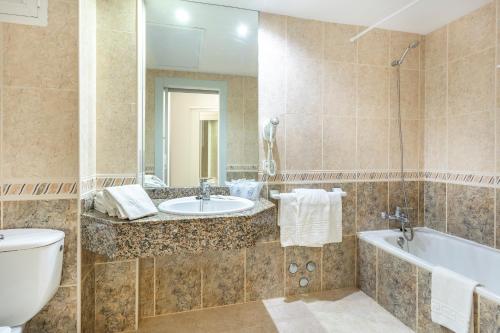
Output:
158 196 255 216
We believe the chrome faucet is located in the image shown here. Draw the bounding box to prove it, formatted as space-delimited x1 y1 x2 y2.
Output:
196 178 211 201
381 207 409 225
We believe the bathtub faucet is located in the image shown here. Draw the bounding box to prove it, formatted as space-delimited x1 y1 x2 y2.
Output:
381 207 409 225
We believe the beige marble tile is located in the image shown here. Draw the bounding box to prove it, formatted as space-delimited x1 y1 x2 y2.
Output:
323 115 356 170
357 239 377 299
479 296 500 332
285 55 323 114
389 119 420 171
356 182 389 231
447 112 494 174
447 184 495 247
448 48 495 116
424 26 447 69
356 118 389 170
3 0 78 89
324 23 358 63
285 113 322 170
81 270 95 333
3 200 77 286
357 28 390 66
96 0 135 33
417 269 453 333
377 250 417 330
139 257 154 318
25 286 77 333
390 69 420 120
323 61 356 117
425 65 447 119
357 65 389 118
286 16 323 60
322 236 356 290
2 87 78 179
155 253 202 314
95 260 137 333
424 117 447 171
285 246 322 296
202 249 245 307
246 242 284 301
388 181 419 229
448 2 495 61
424 181 447 232
390 32 421 70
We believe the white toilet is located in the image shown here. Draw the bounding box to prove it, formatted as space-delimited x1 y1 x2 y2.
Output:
0 229 65 332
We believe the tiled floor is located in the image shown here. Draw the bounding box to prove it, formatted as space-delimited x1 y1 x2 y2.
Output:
138 289 414 333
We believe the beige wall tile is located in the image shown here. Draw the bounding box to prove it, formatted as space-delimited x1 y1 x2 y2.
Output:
424 26 447 69
323 61 356 117
357 239 377 299
425 65 447 119
424 117 448 171
285 114 322 170
448 48 495 116
447 112 494 173
390 32 421 70
286 16 323 60
245 242 284 301
356 118 388 170
286 56 323 114
323 116 356 170
357 28 390 66
97 0 136 33
357 65 389 118
324 23 358 63
3 88 78 179
390 69 420 119
389 119 419 170
139 258 155 318
322 235 356 290
448 2 495 61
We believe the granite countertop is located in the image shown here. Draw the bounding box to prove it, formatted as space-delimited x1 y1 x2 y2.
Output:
81 197 277 260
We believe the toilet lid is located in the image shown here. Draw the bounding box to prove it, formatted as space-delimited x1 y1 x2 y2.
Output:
0 229 65 252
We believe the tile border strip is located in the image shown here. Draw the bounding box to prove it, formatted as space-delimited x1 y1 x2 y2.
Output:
3 181 78 200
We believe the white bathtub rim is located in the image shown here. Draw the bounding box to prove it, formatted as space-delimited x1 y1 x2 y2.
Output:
357 227 500 305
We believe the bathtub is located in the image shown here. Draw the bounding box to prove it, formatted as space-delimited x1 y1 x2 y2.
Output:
358 227 500 305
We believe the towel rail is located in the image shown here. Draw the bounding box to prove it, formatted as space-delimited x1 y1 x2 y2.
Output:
269 188 347 200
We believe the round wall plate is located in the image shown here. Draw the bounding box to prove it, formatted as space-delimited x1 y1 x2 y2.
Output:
299 277 309 287
306 261 316 272
288 262 298 274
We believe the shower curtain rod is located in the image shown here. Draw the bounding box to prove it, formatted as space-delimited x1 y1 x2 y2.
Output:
349 0 422 43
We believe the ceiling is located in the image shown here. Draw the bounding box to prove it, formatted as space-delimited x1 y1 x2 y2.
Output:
197 0 492 35
146 0 258 76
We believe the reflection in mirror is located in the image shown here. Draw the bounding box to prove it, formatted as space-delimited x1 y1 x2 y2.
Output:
143 0 259 188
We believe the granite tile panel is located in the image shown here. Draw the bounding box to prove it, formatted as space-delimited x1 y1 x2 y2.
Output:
145 186 229 200
377 250 417 330
285 246 322 296
95 260 137 333
497 189 500 250
81 270 96 333
323 182 356 236
25 286 77 333
139 257 155 317
3 199 78 286
322 236 356 290
245 241 284 301
202 249 245 307
447 184 494 247
479 296 500 333
424 181 447 232
388 181 419 229
155 253 202 314
357 239 376 299
356 182 389 231
417 269 453 333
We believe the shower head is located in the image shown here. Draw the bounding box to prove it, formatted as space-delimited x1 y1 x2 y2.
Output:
391 40 420 67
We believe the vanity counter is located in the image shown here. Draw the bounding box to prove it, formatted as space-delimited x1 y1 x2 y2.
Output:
81 198 276 260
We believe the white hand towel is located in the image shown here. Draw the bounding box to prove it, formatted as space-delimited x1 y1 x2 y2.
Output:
279 193 299 246
328 192 342 243
103 184 158 220
294 189 331 247
431 266 478 333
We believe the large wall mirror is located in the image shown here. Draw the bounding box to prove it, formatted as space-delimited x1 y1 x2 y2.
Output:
143 0 259 188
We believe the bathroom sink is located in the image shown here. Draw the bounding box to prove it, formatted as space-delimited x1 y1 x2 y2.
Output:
158 196 255 216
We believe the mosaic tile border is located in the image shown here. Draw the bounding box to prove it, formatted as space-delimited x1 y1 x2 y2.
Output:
227 164 259 172
96 175 137 189
3 180 78 200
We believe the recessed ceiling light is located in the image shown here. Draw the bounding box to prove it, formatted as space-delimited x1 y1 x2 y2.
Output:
175 9 190 23
237 24 249 38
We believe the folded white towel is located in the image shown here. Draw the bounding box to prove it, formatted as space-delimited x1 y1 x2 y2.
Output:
103 184 158 220
279 189 342 247
144 175 167 188
431 266 478 333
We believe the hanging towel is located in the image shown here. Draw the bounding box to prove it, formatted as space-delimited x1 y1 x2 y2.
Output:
431 266 478 333
279 189 342 247
103 184 158 220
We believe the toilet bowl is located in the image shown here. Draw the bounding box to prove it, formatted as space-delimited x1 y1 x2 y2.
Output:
0 229 65 332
